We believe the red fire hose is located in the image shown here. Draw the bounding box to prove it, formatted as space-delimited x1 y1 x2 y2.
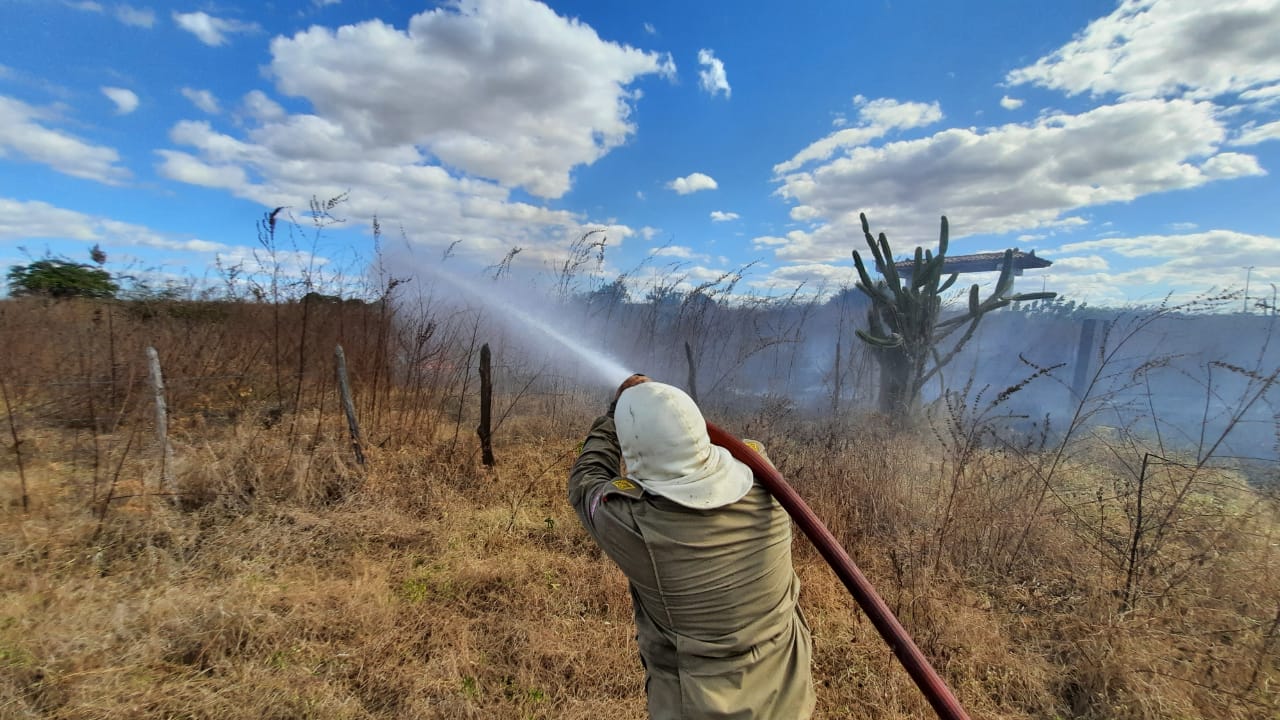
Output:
707 421 973 720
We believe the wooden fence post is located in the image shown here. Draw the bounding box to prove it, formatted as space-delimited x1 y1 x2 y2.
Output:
335 345 365 466
0 376 28 513
684 340 698 404
1071 319 1099 400
146 346 176 496
477 343 495 467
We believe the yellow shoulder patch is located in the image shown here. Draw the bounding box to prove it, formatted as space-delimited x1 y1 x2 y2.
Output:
601 477 644 500
744 439 764 454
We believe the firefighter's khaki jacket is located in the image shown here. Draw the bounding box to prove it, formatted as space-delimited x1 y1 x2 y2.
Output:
569 414 815 719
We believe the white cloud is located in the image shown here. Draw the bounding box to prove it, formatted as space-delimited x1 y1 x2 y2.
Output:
761 262 852 288
1048 255 1109 272
0 94 129 184
241 90 285 122
1000 95 1024 110
652 245 708 261
697 48 730 98
66 1 154 27
267 0 670 199
643 22 656 35
639 226 659 240
775 96 943 173
771 99 1262 262
156 149 248 189
1200 151 1263 178
1058 229 1280 261
1007 0 1280 100
101 86 139 114
1240 83 1280 108
1046 229 1280 303
666 172 718 194
115 5 155 27
173 11 260 46
709 210 739 222
790 205 820 221
154 115 630 273
180 87 220 114
1233 119 1280 145
0 196 228 255
314 0 342 6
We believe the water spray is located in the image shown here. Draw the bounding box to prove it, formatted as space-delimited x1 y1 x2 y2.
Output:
416 265 632 386
418 265 969 716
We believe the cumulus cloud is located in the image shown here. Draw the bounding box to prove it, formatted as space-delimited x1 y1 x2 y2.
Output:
771 99 1262 262
652 245 709 261
1233 119 1280 145
1047 254 1109 272
697 48 730 98
1047 229 1280 302
241 90 286 122
154 115 629 272
0 94 129 184
666 172 718 194
774 96 943 173
115 5 155 27
180 87 220 114
101 86 139 114
790 205 821 221
155 149 248 189
1007 0 1280 100
0 196 227 254
267 0 671 199
173 11 260 46
709 210 739 222
760 262 853 288
1000 95 1024 110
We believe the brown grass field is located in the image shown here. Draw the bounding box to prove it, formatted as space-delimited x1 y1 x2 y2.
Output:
1 297 1277 719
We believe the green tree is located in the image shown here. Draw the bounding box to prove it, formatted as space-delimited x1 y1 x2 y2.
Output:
853 213 1055 415
7 256 119 299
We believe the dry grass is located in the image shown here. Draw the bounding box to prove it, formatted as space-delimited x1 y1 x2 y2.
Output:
2 298 1278 719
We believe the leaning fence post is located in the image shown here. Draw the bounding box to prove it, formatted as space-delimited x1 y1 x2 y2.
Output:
335 344 365 465
1071 318 1099 401
146 346 176 496
477 343 495 467
684 340 698 404
1 376 29 513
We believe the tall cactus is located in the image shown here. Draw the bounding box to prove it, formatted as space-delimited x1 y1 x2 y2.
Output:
852 213 1055 415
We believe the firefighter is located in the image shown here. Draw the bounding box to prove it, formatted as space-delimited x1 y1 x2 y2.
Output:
569 374 815 719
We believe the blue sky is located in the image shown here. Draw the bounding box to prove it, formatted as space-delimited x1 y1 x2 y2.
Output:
2 0 1279 306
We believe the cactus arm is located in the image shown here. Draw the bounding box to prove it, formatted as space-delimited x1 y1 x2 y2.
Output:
879 233 904 294
852 250 878 298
